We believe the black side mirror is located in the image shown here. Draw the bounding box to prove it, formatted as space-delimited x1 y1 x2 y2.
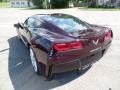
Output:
14 23 25 29
14 23 20 28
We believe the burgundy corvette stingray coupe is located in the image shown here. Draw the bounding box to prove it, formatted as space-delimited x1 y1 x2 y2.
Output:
14 13 113 80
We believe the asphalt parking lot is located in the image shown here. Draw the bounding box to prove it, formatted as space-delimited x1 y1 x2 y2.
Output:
0 8 120 90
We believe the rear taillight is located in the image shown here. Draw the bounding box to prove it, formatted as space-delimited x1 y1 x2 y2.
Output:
71 41 83 49
53 43 71 51
104 31 111 41
53 41 83 51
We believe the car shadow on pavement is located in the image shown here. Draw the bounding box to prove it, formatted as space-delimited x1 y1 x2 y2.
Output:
8 36 91 90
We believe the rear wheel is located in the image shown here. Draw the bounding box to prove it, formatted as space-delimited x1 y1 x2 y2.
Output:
30 48 41 75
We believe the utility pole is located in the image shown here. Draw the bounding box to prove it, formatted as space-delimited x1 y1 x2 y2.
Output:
48 0 51 9
45 0 47 9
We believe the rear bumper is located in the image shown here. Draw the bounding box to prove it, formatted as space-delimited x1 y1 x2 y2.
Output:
50 41 111 74
39 40 112 77
52 49 104 74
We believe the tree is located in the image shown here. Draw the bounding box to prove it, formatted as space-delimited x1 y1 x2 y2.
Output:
32 0 44 8
51 0 70 8
32 0 70 8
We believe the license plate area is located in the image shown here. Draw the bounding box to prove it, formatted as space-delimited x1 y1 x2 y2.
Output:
81 51 103 69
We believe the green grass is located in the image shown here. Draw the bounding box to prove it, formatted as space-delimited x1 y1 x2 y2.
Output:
78 7 120 11
0 2 10 8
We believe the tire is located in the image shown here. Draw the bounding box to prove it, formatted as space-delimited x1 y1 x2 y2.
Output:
30 48 41 75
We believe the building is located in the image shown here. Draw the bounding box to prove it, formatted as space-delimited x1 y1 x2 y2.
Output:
96 0 120 7
10 0 33 8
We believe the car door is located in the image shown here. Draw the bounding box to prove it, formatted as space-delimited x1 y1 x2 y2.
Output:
23 18 34 44
22 17 42 44
18 18 31 44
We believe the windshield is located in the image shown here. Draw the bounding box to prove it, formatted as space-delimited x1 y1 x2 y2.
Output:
42 14 89 36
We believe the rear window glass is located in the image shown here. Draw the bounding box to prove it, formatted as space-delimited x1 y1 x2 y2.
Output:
42 14 89 36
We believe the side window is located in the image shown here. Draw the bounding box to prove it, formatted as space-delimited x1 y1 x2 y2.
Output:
24 18 42 28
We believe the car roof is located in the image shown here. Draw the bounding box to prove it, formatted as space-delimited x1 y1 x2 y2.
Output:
31 13 75 20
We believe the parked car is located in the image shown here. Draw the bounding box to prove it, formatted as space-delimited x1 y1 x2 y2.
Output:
14 13 113 80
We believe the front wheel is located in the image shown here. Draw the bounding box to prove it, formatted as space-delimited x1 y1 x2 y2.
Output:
30 48 41 75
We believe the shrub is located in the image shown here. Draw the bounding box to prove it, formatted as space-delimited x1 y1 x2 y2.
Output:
32 0 43 8
51 0 70 8
32 0 70 9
